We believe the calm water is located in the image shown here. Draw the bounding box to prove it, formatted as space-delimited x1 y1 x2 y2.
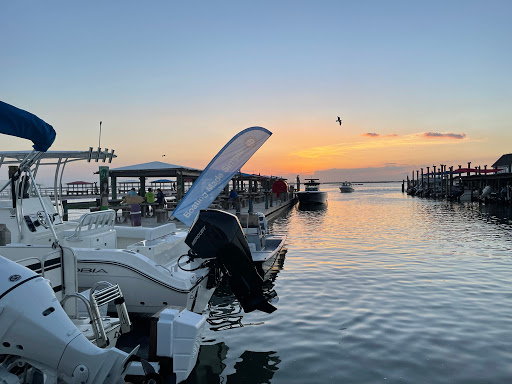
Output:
183 182 512 384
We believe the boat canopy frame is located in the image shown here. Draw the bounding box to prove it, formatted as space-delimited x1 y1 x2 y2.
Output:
0 148 116 244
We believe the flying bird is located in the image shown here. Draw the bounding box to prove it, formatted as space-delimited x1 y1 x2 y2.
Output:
336 116 342 125
162 154 166 157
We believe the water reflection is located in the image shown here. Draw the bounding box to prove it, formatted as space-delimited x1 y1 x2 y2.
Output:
185 345 281 384
183 250 287 383
471 201 512 225
184 342 228 384
227 350 280 383
206 250 287 332
298 202 328 212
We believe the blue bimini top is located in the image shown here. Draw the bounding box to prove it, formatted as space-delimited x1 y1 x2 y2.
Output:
0 100 56 152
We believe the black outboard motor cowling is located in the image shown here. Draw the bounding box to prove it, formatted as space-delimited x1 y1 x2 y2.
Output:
185 209 277 314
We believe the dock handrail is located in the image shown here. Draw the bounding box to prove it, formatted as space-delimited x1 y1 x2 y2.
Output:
65 209 116 241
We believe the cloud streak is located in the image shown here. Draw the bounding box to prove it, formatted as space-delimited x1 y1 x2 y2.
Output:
361 133 398 138
290 131 471 160
422 132 467 139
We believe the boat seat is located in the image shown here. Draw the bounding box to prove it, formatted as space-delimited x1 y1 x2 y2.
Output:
236 213 259 228
115 223 177 241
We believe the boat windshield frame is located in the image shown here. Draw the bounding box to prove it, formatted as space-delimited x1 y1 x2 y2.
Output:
303 178 321 191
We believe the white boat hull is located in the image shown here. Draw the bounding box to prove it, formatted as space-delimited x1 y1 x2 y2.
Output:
76 249 215 314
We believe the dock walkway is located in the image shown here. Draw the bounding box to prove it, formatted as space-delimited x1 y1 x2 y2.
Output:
114 197 297 230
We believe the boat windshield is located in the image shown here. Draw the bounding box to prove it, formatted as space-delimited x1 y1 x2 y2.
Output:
303 179 320 191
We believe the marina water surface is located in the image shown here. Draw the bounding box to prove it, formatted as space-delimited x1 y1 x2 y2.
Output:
185 183 512 383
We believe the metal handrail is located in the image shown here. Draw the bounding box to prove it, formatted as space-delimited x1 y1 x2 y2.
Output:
61 292 108 348
90 281 132 334
65 210 116 241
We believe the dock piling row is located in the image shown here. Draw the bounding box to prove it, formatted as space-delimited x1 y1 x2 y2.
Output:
403 162 512 204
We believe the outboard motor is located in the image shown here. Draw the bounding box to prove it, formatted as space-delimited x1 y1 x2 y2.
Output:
0 256 133 384
481 185 492 199
185 210 277 314
0 256 204 384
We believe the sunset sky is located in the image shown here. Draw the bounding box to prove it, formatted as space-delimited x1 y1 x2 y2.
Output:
1 1 511 184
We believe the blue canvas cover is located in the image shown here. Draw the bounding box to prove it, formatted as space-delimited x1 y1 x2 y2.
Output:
0 101 56 152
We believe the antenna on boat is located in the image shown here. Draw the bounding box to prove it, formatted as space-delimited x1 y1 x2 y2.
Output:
99 121 102 148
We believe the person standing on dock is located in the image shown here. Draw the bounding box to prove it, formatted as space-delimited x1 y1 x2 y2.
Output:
156 188 165 209
145 188 156 216
229 189 240 211
128 187 137 197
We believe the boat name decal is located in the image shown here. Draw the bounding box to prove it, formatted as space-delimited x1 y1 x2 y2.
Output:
191 225 206 247
77 268 108 274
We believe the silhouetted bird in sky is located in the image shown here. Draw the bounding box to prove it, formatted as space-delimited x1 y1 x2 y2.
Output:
162 154 166 157
336 116 342 125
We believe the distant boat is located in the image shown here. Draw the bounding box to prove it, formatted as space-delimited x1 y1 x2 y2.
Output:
296 179 327 205
339 181 354 193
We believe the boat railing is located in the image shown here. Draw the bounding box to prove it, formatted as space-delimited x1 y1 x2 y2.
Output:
12 255 49 277
60 281 131 348
90 281 131 335
61 292 109 347
65 209 116 241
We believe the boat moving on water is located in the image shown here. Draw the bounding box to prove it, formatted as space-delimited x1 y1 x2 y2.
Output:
296 179 327 205
339 181 354 193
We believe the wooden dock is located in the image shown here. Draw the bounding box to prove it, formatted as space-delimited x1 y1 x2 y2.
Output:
65 193 297 229
404 164 512 204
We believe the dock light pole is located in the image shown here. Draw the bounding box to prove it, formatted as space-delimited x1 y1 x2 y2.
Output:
99 121 102 148
467 162 471 177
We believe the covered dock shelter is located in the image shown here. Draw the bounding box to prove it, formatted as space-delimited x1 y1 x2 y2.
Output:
102 161 290 208
229 172 286 194
105 161 202 200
